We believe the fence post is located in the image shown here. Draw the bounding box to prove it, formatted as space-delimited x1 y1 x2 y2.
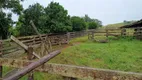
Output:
67 33 70 44
46 35 52 51
88 31 94 40
92 31 94 40
121 28 126 36
0 40 2 78
27 47 34 80
106 29 109 38
33 36 36 45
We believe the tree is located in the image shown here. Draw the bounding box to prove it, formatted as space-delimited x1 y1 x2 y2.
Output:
0 12 12 39
93 19 102 27
0 0 23 39
17 3 46 36
45 2 72 33
71 16 86 31
83 14 102 28
88 22 98 29
83 14 92 22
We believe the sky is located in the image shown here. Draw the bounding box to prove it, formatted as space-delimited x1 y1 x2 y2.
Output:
12 0 142 25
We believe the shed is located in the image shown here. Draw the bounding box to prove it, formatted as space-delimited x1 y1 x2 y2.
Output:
120 19 142 28
120 19 142 40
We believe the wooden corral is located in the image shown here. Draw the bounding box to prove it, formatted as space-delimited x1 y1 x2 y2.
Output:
0 29 141 80
0 31 88 58
0 34 62 80
0 30 88 79
87 28 127 41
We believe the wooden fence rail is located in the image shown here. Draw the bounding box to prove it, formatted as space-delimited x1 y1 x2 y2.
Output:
87 28 136 40
0 31 87 56
0 58 142 80
0 28 138 56
3 50 61 80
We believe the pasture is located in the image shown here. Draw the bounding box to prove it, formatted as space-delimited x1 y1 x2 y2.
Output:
3 36 142 80
50 36 142 73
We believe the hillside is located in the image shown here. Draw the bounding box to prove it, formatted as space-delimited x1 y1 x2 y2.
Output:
104 21 136 29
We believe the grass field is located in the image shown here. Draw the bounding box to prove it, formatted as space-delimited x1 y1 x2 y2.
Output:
50 36 142 73
3 36 142 80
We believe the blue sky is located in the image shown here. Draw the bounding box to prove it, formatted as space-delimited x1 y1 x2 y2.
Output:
12 0 142 25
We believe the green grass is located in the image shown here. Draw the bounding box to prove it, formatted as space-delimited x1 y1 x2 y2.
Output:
3 36 142 80
50 36 142 73
104 22 126 28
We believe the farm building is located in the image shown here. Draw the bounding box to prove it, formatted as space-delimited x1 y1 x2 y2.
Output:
121 19 142 40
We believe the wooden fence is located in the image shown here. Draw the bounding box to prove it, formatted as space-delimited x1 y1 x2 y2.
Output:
1 58 142 80
0 31 87 57
0 28 140 57
134 27 142 40
87 28 135 40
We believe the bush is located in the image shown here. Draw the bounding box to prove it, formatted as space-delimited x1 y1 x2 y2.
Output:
71 16 87 31
88 22 98 29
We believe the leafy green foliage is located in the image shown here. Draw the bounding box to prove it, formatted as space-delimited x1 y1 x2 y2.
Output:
0 12 12 39
83 14 102 28
0 0 23 39
71 16 86 31
88 22 98 29
45 2 72 33
17 3 46 36
0 0 23 15
16 2 72 36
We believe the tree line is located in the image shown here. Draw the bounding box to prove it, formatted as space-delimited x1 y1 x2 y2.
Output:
0 0 102 39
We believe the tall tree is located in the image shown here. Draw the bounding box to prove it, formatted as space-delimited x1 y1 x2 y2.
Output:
45 2 72 33
83 14 92 22
17 3 46 36
0 0 24 39
71 16 86 31
0 12 12 39
83 14 102 28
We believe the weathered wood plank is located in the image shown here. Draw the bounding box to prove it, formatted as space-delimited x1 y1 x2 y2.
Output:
4 50 61 80
1 58 142 80
10 35 40 59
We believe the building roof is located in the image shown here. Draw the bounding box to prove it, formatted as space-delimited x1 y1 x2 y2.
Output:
120 19 142 28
